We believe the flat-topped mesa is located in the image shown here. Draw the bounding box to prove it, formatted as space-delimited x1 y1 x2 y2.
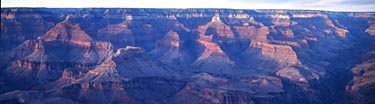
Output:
239 40 299 67
253 41 298 63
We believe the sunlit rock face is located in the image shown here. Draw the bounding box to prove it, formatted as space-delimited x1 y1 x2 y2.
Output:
0 8 374 104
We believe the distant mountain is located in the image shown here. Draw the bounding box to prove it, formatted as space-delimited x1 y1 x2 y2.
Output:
0 8 374 104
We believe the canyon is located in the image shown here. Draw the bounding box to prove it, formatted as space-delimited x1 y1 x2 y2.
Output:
0 8 374 104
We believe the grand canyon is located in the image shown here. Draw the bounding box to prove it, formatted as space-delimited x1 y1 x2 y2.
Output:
0 8 374 104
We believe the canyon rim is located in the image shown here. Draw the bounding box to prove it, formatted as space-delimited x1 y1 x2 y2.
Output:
0 8 374 104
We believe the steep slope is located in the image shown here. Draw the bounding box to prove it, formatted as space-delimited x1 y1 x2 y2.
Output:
114 46 180 78
0 8 374 104
190 14 236 73
345 46 375 104
43 15 92 42
1 16 112 89
150 31 187 67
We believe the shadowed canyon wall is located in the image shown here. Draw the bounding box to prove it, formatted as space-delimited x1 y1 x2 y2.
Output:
0 8 374 104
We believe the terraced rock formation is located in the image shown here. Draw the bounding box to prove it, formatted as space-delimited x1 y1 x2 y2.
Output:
0 8 374 104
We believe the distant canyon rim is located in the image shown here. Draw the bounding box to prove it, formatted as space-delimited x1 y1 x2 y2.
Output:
0 8 374 104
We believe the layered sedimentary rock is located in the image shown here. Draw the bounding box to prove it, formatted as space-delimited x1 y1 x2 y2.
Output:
150 31 186 66
114 46 180 78
0 8 374 104
345 47 375 104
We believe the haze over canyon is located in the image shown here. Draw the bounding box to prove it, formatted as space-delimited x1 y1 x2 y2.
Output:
0 8 374 104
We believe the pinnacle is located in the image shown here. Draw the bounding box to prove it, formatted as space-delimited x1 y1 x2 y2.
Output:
211 13 222 23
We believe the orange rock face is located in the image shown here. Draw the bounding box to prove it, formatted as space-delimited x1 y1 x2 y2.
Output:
0 8 374 104
239 40 299 68
198 14 235 41
43 19 92 42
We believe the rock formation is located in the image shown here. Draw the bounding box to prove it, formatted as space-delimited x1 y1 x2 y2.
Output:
0 8 374 104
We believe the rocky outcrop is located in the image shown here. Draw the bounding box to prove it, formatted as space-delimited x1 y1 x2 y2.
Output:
150 31 187 66
201 13 235 40
43 16 92 42
113 46 180 78
1 8 374 104
241 41 299 66
97 20 134 49
173 73 284 104
191 40 235 73
79 57 124 83
2 39 113 87
345 48 375 104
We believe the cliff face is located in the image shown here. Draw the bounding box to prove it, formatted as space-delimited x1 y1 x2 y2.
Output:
345 47 375 104
0 8 374 104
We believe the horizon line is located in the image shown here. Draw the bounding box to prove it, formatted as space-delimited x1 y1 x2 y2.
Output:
2 7 375 12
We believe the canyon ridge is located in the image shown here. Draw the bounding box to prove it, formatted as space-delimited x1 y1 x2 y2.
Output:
0 8 374 104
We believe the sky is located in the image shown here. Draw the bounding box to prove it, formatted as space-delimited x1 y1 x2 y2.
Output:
1 0 375 12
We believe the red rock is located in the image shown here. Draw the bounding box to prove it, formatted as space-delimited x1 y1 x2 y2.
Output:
43 17 92 42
